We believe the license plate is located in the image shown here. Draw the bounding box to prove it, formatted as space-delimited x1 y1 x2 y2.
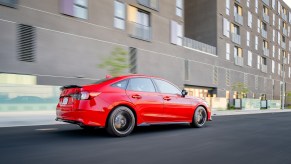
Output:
62 97 68 105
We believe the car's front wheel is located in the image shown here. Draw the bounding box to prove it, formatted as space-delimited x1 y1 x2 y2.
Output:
106 106 135 137
191 106 207 128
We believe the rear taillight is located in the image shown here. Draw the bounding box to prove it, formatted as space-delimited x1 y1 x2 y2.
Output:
72 92 101 100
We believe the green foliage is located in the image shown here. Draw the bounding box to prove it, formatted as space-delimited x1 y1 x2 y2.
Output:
98 47 130 77
231 82 249 99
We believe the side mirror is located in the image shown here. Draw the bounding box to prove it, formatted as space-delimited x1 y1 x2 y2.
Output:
181 89 188 97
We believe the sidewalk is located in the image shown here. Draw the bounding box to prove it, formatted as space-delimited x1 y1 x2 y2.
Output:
212 109 291 116
0 109 291 128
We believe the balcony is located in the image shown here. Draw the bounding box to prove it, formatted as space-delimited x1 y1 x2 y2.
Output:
183 37 217 55
137 0 159 10
283 28 288 36
235 56 244 66
282 13 287 21
128 21 151 41
234 13 243 25
232 33 241 45
263 48 269 57
262 0 269 6
261 29 267 39
281 41 286 49
261 64 268 73
263 13 269 23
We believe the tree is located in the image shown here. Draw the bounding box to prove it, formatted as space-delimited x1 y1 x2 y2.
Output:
231 82 249 99
98 47 130 77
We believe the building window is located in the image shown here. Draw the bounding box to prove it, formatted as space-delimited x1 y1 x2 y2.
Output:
278 1 281 14
176 0 183 17
234 46 243 66
272 0 276 9
0 0 18 8
248 51 252 66
247 31 250 46
278 31 281 44
247 0 250 8
171 20 183 46
137 0 159 10
248 11 252 28
278 63 281 75
226 43 230 60
257 19 261 33
127 6 151 41
257 55 261 69
226 0 230 15
223 18 230 37
278 18 281 29
255 0 258 13
114 1 125 30
273 13 275 26
273 45 275 57
255 36 258 50
272 60 275 73
60 0 88 19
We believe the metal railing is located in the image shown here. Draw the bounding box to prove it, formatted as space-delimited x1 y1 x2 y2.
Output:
263 13 269 23
137 0 159 10
232 33 241 45
281 41 286 49
282 13 287 21
283 28 288 36
234 13 243 25
263 48 269 57
127 21 151 41
261 64 268 73
183 37 217 55
235 56 244 66
261 29 268 39
262 0 269 6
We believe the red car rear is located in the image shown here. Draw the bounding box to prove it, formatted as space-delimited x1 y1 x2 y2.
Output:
56 75 212 137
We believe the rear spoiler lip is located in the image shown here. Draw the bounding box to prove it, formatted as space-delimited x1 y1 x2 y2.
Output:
60 85 82 91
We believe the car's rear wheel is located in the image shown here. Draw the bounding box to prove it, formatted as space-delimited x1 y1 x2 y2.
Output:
191 106 207 128
106 106 135 137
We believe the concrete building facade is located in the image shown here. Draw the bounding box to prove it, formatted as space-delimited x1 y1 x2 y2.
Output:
0 0 291 104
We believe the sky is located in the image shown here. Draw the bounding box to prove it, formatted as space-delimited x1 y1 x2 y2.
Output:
284 0 291 8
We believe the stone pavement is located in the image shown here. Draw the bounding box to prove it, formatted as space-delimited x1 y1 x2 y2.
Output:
0 109 291 127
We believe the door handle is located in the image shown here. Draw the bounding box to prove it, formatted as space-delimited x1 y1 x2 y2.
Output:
163 96 171 101
132 94 142 99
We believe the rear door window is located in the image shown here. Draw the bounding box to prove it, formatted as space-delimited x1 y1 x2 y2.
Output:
127 78 156 92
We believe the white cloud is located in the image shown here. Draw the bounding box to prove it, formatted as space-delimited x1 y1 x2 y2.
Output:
283 0 291 8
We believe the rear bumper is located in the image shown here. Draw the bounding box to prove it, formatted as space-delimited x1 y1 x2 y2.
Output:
56 109 107 127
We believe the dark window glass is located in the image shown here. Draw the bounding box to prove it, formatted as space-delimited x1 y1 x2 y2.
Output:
154 79 181 95
112 80 128 89
127 78 156 92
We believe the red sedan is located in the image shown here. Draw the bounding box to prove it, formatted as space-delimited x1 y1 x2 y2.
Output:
56 75 212 137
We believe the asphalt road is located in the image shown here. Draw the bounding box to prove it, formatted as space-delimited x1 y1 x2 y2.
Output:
1 113 291 164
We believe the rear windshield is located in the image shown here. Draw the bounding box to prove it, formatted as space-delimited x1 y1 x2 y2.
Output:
92 77 116 84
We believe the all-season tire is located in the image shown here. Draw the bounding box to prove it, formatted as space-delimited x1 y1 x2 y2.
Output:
106 106 135 137
191 106 207 128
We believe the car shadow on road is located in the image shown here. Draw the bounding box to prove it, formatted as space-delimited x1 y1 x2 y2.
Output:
51 123 211 138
